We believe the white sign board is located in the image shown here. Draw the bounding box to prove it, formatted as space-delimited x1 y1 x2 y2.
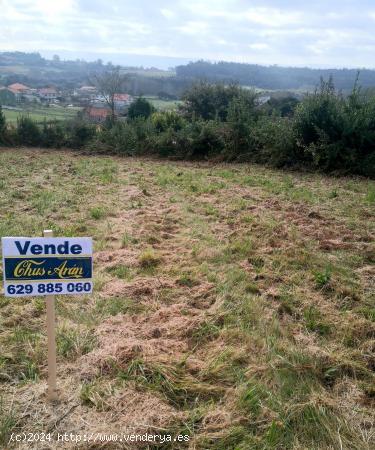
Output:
2 237 93 297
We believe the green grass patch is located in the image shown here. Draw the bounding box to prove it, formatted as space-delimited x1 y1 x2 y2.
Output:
56 326 97 360
89 206 107 220
95 297 143 317
0 398 17 447
117 358 225 407
106 264 133 280
139 249 161 268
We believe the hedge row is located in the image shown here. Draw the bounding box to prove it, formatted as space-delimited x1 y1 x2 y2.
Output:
1 80 374 177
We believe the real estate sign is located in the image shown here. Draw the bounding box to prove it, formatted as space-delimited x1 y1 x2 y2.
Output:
2 237 93 297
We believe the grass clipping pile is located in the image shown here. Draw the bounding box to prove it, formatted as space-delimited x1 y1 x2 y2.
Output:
0 148 374 449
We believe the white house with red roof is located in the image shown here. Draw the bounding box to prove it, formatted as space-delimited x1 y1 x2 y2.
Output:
114 93 133 109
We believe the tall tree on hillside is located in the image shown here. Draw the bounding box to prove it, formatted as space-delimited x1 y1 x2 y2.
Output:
93 67 127 122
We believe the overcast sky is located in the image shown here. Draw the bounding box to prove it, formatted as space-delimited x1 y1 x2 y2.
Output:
1 0 375 68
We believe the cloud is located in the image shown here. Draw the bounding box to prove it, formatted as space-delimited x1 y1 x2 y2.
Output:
1 0 375 68
248 43 270 51
243 7 302 27
160 8 175 19
175 21 210 35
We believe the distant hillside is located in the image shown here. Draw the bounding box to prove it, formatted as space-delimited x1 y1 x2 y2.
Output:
2 52 375 96
0 52 174 90
176 60 375 91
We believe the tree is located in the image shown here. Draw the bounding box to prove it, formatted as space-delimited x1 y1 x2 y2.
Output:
128 97 155 120
181 82 257 121
93 67 127 122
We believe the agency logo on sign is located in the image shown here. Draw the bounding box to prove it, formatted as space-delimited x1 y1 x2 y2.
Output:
2 237 93 297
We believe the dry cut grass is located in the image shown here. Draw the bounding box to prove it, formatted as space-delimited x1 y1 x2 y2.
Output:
0 147 374 449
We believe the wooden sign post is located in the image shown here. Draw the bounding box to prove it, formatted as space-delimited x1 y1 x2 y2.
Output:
44 229 57 401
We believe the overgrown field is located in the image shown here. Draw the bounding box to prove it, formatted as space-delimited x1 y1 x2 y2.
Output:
0 148 374 449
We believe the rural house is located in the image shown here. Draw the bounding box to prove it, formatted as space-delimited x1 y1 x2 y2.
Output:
74 86 98 101
8 82 31 94
7 82 32 101
114 93 133 109
84 105 111 123
38 87 58 102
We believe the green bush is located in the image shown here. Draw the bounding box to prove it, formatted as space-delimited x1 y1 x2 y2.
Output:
131 117 157 153
92 118 156 156
252 116 297 166
154 126 192 158
263 96 300 117
66 120 96 148
41 121 66 148
181 81 257 122
128 97 155 120
293 77 375 175
153 120 226 159
151 111 185 132
190 120 227 159
224 96 257 159
99 121 138 155
361 152 375 178
16 116 41 146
